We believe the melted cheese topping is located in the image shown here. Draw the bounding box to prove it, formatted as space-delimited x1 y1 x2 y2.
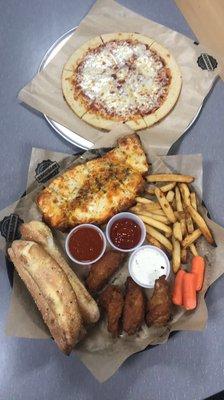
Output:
75 40 170 118
37 135 148 230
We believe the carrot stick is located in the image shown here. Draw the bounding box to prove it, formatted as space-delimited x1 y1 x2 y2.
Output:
182 273 197 310
172 269 186 306
191 256 205 291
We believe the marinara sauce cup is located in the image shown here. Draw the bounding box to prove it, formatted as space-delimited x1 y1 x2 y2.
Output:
65 224 106 265
106 212 146 252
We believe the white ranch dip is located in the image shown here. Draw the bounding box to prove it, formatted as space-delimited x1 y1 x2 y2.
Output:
128 245 170 288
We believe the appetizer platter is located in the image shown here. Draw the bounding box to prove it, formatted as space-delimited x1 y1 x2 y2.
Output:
6 134 216 355
2 0 220 386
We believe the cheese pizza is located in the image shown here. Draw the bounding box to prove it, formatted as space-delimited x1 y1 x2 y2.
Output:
62 32 182 131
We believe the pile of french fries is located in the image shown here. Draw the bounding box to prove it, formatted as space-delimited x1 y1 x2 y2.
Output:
131 173 214 273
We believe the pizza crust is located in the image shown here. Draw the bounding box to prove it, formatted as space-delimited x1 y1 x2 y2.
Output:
101 32 154 47
82 112 147 132
81 111 120 131
63 36 103 72
125 117 147 131
143 41 182 127
62 69 90 117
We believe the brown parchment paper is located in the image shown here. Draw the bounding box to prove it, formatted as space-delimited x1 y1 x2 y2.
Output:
18 0 219 157
1 143 224 382
175 0 224 81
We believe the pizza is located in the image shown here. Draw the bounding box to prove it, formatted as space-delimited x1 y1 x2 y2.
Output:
62 32 182 131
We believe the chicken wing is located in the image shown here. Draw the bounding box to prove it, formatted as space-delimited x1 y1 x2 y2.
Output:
86 250 124 293
146 275 171 326
123 277 145 335
99 285 124 337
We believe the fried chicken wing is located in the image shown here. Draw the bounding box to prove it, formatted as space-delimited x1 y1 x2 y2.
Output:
146 275 171 327
86 250 124 293
123 277 145 335
99 285 124 337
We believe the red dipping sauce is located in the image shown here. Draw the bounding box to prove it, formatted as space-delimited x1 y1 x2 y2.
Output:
68 226 104 262
110 218 141 250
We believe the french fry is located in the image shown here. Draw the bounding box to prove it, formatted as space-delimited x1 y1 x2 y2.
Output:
179 183 191 206
146 174 194 183
130 206 148 215
138 215 172 234
172 198 177 210
132 202 161 212
132 209 170 224
180 218 187 237
175 210 187 236
150 209 166 216
182 229 202 248
186 204 214 244
172 236 181 273
133 201 170 221
174 211 187 237
185 209 194 234
165 231 172 238
173 222 183 242
174 211 179 219
130 205 142 212
175 211 185 221
190 192 197 210
136 197 153 204
181 248 187 264
137 199 162 211
160 182 176 192
145 225 173 253
146 186 177 199
190 243 198 256
141 203 162 212
154 187 177 223
146 234 165 251
146 187 156 195
175 186 183 212
166 190 175 203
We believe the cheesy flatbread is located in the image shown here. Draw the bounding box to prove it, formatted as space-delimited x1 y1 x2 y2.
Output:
36 134 149 230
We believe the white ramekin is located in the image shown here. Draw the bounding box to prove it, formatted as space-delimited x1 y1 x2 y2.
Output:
65 224 106 265
128 245 171 288
106 212 146 253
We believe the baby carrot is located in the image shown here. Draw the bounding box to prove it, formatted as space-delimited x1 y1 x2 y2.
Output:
182 272 197 310
172 269 186 306
191 256 205 291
